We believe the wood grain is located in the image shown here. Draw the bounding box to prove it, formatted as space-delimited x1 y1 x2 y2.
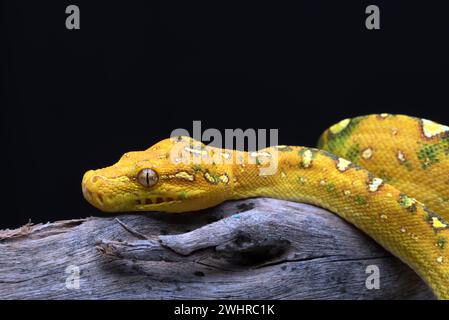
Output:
0 198 434 299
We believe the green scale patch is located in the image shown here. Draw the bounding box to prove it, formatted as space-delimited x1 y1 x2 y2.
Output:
317 116 367 160
416 137 449 169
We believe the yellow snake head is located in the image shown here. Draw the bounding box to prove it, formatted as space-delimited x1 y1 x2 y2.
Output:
82 136 234 213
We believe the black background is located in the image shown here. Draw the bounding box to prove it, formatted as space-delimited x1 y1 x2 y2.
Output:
2 1 449 229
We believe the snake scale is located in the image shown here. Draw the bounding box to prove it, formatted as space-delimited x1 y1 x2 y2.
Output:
82 114 449 299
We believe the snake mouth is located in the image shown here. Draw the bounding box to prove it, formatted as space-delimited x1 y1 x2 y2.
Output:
133 195 184 211
135 196 179 205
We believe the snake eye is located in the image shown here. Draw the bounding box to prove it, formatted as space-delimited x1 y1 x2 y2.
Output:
137 168 159 187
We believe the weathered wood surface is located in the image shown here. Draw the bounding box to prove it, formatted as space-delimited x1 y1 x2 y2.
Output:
0 198 434 299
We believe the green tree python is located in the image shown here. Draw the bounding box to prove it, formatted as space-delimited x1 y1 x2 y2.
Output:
82 114 449 299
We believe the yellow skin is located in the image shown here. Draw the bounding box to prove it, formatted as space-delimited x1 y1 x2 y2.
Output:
82 114 449 299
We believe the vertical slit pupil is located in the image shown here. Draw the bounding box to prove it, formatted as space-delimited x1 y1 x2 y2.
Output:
146 171 150 186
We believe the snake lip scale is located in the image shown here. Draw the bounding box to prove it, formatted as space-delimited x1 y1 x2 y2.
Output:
82 114 449 299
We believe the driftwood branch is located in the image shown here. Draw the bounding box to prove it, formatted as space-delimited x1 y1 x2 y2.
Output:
0 198 433 299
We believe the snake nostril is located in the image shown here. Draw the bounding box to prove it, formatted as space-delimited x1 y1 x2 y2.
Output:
91 175 99 183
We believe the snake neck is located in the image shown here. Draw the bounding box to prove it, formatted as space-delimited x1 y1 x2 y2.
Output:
230 147 335 209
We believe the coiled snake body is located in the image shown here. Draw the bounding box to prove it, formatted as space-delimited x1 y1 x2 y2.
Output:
82 114 449 299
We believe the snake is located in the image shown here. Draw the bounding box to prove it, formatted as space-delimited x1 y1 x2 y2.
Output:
82 114 449 299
